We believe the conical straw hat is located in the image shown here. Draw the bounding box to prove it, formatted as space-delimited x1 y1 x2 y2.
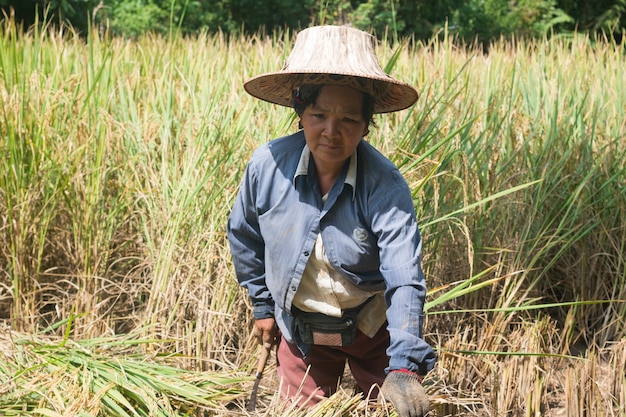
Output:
243 25 418 114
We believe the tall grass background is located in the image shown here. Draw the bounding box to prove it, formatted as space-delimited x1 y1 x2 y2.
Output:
1 18 625 416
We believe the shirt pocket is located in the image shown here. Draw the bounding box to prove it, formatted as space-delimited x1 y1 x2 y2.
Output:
330 222 380 275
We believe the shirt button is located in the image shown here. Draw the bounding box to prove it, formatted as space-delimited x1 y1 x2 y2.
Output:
303 251 310 256
291 285 297 292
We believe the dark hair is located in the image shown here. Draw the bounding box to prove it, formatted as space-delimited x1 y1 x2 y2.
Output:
291 84 376 128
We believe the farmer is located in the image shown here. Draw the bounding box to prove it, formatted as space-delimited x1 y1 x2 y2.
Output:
227 25 436 417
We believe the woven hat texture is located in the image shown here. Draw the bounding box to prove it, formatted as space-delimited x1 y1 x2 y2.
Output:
243 25 418 114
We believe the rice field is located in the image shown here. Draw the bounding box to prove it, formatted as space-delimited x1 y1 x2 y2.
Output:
1 19 625 416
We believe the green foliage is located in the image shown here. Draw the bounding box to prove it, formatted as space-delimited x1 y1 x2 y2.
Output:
0 0 624 41
559 0 626 32
593 0 626 33
98 0 316 37
227 0 314 33
450 0 574 44
0 0 99 33
350 0 403 35
102 0 168 37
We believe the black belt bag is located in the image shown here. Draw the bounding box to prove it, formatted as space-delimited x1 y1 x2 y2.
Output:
292 307 358 347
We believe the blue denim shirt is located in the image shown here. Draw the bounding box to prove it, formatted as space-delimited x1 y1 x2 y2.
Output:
227 130 436 375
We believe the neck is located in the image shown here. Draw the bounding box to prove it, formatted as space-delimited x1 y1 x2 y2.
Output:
313 158 347 196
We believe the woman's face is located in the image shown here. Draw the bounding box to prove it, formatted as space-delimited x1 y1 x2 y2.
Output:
300 85 369 173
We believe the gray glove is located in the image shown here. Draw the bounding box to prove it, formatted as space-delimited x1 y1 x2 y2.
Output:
380 370 429 417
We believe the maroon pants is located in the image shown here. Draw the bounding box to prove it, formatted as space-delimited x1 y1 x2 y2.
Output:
276 323 390 406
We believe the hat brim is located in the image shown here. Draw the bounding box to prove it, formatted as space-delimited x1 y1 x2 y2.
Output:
244 71 419 114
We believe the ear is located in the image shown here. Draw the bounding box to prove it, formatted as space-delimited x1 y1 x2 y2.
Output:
362 127 370 137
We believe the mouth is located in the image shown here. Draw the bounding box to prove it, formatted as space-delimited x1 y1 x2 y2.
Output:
320 142 340 150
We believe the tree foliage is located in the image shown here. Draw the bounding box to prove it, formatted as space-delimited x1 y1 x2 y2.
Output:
0 0 624 42
0 0 98 33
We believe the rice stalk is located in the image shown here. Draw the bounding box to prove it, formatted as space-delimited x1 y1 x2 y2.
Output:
0 324 248 416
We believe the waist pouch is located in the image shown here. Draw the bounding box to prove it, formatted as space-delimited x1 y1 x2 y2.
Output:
292 308 358 347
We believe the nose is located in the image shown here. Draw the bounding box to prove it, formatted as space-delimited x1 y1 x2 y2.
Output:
323 118 341 138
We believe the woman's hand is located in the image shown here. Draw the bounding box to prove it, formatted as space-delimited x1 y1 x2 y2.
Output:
380 370 429 417
253 318 280 348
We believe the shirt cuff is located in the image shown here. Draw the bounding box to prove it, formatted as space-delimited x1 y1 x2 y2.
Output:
252 302 275 319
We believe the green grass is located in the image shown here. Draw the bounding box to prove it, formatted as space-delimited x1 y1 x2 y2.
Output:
1 20 625 416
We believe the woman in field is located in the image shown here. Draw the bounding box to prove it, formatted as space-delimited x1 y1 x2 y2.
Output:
227 25 436 417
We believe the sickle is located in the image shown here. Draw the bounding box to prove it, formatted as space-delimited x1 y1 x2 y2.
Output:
247 344 272 411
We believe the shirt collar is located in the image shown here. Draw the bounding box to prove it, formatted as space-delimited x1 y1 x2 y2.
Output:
294 145 357 199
